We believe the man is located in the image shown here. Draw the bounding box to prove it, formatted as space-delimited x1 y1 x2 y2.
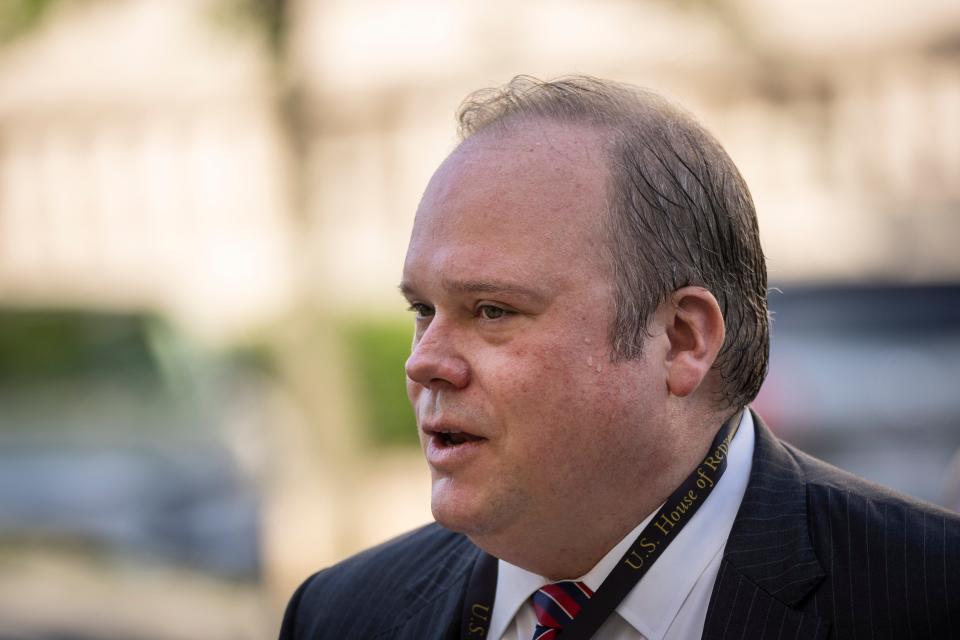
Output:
281 76 960 639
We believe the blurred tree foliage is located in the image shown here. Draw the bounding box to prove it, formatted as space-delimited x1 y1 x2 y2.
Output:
0 310 161 385
0 0 66 44
340 318 418 448
211 0 288 58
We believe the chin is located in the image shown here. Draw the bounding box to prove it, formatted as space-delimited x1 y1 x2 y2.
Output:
430 483 495 536
431 496 479 534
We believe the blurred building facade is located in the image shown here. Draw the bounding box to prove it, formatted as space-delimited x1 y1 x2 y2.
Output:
0 1 958 637
291 0 960 305
3 0 959 332
0 0 295 339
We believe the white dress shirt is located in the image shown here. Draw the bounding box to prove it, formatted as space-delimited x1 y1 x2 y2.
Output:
487 411 755 640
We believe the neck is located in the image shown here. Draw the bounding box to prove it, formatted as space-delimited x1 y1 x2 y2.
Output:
471 462 685 580
475 406 739 580
477 508 644 580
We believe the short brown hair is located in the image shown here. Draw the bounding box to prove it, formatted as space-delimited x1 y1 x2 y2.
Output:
456 75 769 408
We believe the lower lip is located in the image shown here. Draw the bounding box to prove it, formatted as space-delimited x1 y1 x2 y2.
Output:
424 435 488 469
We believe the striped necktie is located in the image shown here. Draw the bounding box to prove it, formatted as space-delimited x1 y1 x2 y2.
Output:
530 580 594 639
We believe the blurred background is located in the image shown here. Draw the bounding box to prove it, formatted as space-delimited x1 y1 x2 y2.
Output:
0 0 958 637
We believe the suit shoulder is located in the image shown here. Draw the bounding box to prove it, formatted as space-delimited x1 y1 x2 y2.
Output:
778 444 960 636
784 444 960 520
280 523 477 639
785 443 960 552
316 521 475 588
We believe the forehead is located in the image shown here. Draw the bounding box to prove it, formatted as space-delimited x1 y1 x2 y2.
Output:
428 120 608 219
405 121 611 279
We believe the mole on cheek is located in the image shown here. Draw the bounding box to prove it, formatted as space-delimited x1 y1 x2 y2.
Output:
516 379 533 395
531 353 555 373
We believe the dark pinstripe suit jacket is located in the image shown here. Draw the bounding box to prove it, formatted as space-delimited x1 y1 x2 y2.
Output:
280 412 960 639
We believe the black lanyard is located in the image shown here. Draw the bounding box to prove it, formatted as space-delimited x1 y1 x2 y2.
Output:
461 411 742 640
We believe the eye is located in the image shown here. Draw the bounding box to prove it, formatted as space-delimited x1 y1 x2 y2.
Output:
477 304 509 320
407 303 434 319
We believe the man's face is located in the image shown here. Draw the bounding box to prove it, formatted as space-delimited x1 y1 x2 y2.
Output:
401 121 671 548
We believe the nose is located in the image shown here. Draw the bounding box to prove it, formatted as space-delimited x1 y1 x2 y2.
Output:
404 320 470 390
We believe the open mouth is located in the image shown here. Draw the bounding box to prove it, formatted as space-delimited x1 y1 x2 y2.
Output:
432 430 485 447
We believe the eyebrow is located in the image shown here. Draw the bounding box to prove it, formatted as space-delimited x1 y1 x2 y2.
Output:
398 278 549 303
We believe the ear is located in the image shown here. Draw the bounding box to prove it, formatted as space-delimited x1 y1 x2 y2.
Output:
661 286 725 398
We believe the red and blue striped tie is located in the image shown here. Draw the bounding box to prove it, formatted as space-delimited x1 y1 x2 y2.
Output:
530 580 594 639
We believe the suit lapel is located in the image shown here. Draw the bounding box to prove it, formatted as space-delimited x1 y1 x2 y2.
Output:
375 539 481 640
702 411 829 639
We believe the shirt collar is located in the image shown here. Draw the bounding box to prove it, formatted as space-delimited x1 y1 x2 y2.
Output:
488 410 755 640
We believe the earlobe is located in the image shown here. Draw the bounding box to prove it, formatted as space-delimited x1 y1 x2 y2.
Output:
663 287 725 398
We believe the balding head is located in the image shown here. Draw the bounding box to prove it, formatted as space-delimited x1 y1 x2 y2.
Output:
455 76 769 409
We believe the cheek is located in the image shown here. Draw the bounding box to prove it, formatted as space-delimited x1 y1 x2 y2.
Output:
502 344 568 393
490 341 605 420
502 347 534 394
